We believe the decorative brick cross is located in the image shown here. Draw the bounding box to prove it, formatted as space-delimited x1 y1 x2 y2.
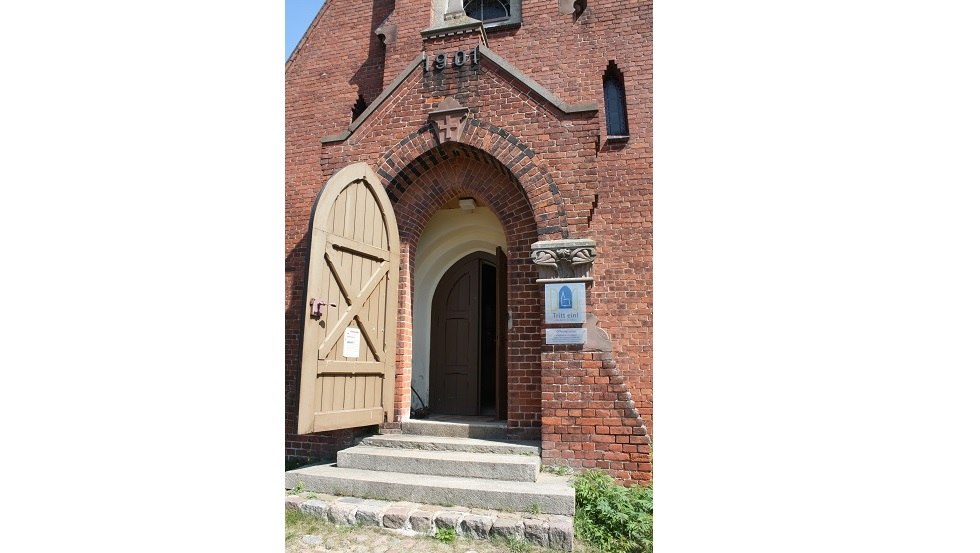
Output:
428 96 469 144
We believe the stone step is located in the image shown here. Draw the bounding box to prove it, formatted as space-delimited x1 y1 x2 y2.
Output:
338 445 540 482
361 434 540 456
400 419 509 439
285 464 575 515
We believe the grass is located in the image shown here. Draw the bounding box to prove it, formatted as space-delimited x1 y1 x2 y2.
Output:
285 509 331 542
504 536 531 553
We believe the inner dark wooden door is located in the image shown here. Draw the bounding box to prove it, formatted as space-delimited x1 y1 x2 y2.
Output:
430 252 496 416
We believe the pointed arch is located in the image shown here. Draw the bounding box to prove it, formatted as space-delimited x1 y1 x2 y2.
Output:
372 143 542 435
375 119 569 240
603 61 629 138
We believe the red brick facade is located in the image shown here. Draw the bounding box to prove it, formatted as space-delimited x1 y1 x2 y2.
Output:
286 0 651 483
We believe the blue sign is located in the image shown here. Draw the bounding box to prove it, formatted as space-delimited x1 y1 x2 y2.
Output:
545 282 586 324
559 285 573 309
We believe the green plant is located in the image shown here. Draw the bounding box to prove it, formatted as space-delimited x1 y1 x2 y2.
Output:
542 463 574 476
434 527 457 543
506 536 531 553
572 469 652 553
289 481 305 494
527 503 541 515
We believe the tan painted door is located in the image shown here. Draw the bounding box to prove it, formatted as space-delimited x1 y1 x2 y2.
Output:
297 163 399 435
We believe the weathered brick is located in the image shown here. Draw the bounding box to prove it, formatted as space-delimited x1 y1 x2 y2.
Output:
287 0 653 485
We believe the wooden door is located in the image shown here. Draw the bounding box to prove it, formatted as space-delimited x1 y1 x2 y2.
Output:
297 163 399 435
430 252 494 415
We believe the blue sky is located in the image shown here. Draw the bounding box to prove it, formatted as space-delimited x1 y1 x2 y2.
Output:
286 0 324 59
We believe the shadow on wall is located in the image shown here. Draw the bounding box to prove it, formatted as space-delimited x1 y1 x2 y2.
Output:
348 0 395 120
285 227 312 426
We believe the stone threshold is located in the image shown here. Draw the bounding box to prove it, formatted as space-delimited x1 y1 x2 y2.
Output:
286 492 573 552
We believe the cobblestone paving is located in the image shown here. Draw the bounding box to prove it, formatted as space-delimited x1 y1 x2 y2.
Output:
286 492 575 552
286 519 554 553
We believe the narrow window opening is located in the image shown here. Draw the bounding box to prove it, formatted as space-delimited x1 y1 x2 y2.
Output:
351 94 367 123
603 61 629 139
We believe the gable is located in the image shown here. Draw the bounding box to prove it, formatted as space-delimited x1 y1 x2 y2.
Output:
322 46 597 145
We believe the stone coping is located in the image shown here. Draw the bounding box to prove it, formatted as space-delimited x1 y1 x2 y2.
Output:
286 492 573 552
321 47 597 144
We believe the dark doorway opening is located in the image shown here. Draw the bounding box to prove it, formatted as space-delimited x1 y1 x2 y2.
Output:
480 262 497 416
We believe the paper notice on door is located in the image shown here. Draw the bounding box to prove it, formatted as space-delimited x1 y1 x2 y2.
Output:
342 327 361 358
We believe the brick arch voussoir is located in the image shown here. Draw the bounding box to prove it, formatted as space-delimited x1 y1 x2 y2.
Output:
392 153 528 248
374 120 569 240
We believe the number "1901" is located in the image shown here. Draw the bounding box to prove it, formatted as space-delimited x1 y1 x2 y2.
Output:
424 48 480 72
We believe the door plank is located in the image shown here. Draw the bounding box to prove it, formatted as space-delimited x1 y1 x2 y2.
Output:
328 234 390 263
313 407 383 432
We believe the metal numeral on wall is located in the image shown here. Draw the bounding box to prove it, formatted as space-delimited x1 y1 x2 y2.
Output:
423 48 480 73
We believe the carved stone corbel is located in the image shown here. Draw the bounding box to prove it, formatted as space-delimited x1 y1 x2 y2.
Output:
530 238 597 282
428 96 469 144
375 24 397 46
559 0 586 17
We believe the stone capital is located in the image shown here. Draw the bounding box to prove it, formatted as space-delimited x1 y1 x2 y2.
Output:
530 238 597 282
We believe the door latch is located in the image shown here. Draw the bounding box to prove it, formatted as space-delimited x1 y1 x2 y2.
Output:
310 298 327 319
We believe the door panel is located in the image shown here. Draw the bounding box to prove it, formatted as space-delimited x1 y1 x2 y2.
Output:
430 252 496 415
297 163 399 435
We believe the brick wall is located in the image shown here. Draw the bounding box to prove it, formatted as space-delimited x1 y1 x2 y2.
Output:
286 0 652 483
541 350 651 483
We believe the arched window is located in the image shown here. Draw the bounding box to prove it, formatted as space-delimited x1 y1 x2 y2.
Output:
463 0 522 29
603 61 629 138
464 0 509 22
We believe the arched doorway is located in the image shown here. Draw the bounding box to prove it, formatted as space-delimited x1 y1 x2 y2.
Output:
429 251 503 416
388 144 546 433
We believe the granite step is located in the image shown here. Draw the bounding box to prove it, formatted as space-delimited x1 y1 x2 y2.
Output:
285 464 575 515
360 434 540 456
338 445 540 482
400 419 509 439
